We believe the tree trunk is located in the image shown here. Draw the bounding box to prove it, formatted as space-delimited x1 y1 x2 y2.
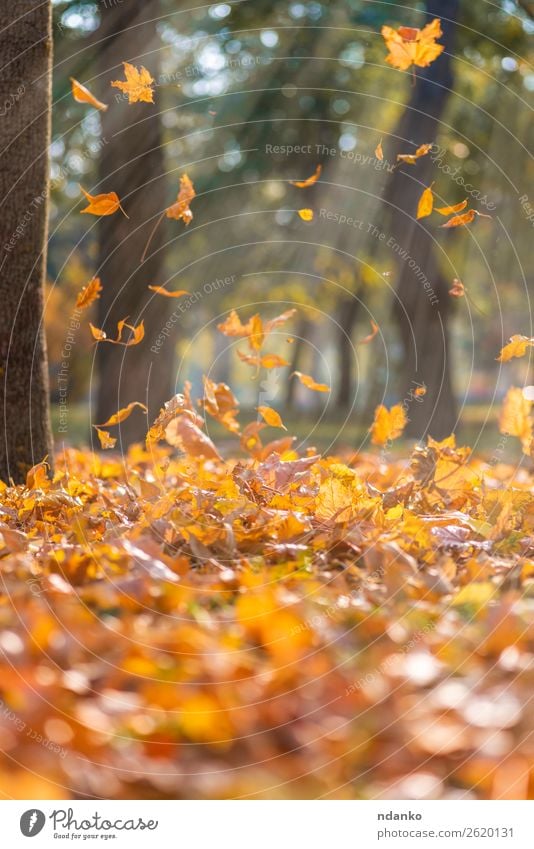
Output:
96 1 171 446
383 0 460 440
336 296 360 410
0 1 53 483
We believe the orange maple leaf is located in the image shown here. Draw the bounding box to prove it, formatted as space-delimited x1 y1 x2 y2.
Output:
382 18 444 71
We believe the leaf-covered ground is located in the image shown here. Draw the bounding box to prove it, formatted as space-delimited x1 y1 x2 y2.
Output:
1 427 533 800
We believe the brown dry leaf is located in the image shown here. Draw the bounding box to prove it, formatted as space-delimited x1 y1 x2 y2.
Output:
166 174 196 225
382 18 444 71
370 403 407 445
148 285 189 298
70 77 108 111
76 277 103 310
417 184 434 219
257 406 286 430
497 335 534 363
292 371 330 392
298 209 314 221
111 61 155 104
80 186 128 217
435 199 468 216
290 165 322 188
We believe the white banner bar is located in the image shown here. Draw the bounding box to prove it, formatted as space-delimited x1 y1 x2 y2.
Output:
3 800 534 847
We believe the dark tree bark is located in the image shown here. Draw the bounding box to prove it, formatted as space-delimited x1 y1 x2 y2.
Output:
336 296 360 410
95 1 171 446
0 1 54 483
382 0 460 439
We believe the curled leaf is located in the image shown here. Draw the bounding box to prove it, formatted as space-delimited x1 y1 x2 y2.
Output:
292 371 330 392
70 77 108 111
435 199 468 216
96 402 148 428
90 319 145 347
441 209 476 228
148 286 189 298
290 165 322 188
167 174 196 225
396 143 433 165
76 277 103 310
359 320 379 345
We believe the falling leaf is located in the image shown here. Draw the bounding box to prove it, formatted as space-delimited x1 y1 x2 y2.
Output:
70 77 108 111
417 184 434 219
370 403 407 445
200 378 240 434
76 277 103 310
396 143 433 166
499 387 532 455
111 61 155 104
382 18 444 71
259 353 290 369
298 209 314 222
96 402 148 428
257 406 286 430
375 139 384 161
167 174 196 225
449 278 465 298
435 199 468 216
80 186 128 217
498 335 534 363
146 393 190 446
292 371 330 392
441 209 476 228
414 384 427 398
165 414 222 460
94 428 117 450
290 165 322 188
148 286 189 298
359 320 379 345
89 319 145 347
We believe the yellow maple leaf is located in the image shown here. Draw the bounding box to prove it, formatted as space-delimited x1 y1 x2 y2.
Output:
111 61 155 104
371 403 407 445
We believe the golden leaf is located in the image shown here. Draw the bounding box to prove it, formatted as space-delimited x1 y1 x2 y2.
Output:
371 403 407 445
290 165 322 188
497 335 534 363
80 186 128 217
70 77 108 111
76 277 103 310
382 18 444 71
292 371 330 392
298 209 314 221
257 406 286 430
111 61 155 104
417 184 434 219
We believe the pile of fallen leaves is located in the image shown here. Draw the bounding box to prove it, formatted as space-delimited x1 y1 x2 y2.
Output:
1 337 534 799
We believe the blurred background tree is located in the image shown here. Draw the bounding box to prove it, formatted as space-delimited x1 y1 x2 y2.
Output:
47 0 533 451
